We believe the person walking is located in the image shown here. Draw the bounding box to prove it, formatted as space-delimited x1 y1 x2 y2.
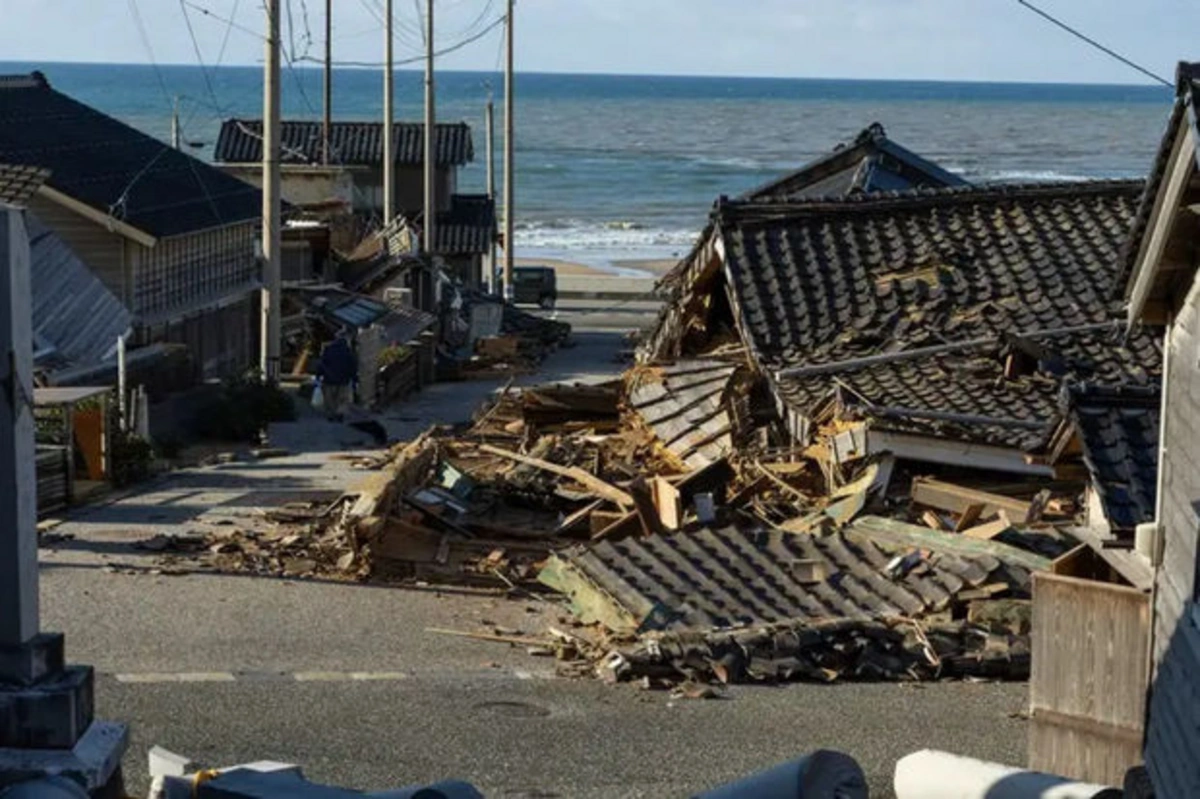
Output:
315 328 357 422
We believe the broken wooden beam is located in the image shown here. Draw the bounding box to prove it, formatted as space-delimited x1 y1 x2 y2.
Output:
478 443 633 507
629 477 666 538
845 515 1051 573
910 477 1032 521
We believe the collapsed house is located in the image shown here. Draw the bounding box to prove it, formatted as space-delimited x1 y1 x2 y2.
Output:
148 127 1168 695
643 180 1159 482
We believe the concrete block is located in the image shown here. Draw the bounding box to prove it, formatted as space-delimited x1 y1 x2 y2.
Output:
147 745 196 778
0 634 64 687
0 666 93 749
0 720 127 792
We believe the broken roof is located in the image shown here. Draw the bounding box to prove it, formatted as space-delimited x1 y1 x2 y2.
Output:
1064 382 1160 533
1121 61 1200 324
214 119 475 168
0 73 261 239
743 122 968 201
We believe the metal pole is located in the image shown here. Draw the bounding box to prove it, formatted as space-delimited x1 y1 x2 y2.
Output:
0 209 38 649
116 334 127 431
423 0 436 255
485 95 496 293
323 0 332 166
383 0 395 225
261 0 282 381
502 0 515 300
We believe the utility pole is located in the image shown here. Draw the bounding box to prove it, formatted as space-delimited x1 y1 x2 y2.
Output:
382 0 395 224
262 0 282 381
502 0 515 300
171 95 181 150
485 94 496 293
423 0 436 255
323 0 332 165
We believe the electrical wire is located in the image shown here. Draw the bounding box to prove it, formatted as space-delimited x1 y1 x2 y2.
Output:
295 13 505 67
1012 0 1171 87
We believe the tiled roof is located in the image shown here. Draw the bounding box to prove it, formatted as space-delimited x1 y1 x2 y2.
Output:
742 122 968 202
214 119 474 167
0 72 261 239
1065 382 1160 531
702 180 1157 450
433 194 495 254
1118 62 1200 299
555 522 1033 631
0 162 49 206
778 326 1161 450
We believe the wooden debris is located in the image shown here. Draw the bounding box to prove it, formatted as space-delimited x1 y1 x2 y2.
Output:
910 477 1032 520
477 443 634 508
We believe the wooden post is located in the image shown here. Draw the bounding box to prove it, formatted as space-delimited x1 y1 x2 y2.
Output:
382 0 395 224
423 0 436 254
261 0 282 381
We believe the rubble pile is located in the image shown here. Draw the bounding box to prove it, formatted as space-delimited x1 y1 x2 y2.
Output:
180 128 1165 691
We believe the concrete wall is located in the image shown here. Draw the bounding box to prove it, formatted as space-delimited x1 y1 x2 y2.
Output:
221 164 353 208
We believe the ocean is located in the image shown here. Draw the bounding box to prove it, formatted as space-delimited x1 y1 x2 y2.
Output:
1 61 1177 268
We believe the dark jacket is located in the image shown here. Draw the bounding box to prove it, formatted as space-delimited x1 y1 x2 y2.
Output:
316 337 357 386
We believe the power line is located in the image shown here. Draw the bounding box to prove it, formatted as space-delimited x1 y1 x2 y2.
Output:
296 13 505 67
1013 0 1171 87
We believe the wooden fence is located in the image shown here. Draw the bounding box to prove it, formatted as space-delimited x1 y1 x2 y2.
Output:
1030 561 1151 785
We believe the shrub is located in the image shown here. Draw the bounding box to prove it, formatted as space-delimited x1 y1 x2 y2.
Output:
193 371 296 442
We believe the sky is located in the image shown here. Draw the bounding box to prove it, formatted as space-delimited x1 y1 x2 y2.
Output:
2 0 1198 85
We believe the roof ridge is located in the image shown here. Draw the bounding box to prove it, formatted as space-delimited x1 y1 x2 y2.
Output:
718 178 1143 221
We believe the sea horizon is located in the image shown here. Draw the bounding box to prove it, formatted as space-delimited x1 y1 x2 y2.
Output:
0 60 1177 269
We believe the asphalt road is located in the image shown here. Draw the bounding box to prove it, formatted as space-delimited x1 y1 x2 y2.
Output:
38 310 1029 798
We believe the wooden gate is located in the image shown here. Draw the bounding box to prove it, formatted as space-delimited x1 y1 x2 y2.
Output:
1030 555 1151 786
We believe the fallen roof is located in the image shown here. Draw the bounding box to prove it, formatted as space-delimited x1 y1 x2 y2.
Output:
742 122 968 202
718 181 1143 369
0 72 261 239
214 119 474 168
627 360 740 470
547 521 1034 634
28 213 131 373
431 194 496 255
778 326 1160 451
1065 382 1160 532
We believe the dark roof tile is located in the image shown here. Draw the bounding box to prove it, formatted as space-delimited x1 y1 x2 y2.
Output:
1065 382 1160 531
214 119 474 167
0 72 261 238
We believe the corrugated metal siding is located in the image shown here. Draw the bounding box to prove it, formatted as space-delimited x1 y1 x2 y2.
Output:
1029 572 1150 786
1146 604 1200 798
562 524 1030 631
26 194 126 300
27 213 130 370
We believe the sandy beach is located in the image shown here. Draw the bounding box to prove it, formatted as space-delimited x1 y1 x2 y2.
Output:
514 255 677 278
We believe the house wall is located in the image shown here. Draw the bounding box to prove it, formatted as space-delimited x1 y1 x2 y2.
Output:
1154 273 1200 669
141 292 257 380
133 222 258 320
26 193 127 304
220 164 354 208
1145 270 1200 797
358 166 456 216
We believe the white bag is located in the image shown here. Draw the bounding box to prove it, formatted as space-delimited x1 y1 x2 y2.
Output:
311 383 325 412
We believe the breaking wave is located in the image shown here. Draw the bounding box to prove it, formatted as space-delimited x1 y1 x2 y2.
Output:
514 219 700 252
